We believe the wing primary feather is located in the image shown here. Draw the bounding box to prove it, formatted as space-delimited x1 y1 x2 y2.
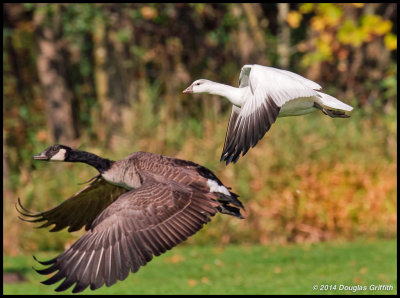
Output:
23 169 240 293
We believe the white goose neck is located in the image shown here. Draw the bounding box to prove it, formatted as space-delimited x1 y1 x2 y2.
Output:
206 82 244 107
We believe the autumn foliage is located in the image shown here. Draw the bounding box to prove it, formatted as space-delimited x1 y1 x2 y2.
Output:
3 4 397 255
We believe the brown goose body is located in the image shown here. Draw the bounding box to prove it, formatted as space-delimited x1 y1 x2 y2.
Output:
17 145 244 293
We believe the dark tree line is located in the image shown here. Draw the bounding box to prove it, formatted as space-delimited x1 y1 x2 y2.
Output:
3 3 397 162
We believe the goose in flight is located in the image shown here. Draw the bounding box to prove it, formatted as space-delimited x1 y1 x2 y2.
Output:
17 144 243 293
183 64 353 164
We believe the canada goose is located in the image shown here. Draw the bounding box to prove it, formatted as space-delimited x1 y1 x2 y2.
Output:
17 144 244 293
183 64 353 164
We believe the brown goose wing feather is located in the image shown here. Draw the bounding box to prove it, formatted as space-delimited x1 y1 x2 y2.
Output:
134 153 244 211
134 152 225 191
16 176 128 232
34 180 220 293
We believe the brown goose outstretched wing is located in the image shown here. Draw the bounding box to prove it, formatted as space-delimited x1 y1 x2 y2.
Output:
16 176 128 232
34 180 220 293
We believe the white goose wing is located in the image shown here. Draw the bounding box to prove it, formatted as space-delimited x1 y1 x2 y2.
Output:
221 64 321 164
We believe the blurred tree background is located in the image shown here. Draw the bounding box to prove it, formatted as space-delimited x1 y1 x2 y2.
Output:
3 3 397 256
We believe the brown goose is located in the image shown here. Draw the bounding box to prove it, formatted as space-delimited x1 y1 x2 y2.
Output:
17 144 244 293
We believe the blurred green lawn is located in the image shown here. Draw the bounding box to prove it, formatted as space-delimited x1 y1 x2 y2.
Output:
3 238 396 295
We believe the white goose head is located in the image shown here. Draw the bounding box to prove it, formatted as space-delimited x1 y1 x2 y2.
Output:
182 79 215 94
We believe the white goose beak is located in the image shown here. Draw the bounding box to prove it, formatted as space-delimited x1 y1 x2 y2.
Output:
182 85 193 93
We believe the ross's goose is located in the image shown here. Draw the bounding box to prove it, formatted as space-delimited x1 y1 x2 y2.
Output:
183 64 353 164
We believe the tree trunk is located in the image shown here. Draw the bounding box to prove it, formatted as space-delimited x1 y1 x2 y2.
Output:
4 4 28 104
34 4 77 144
277 3 290 68
240 3 269 65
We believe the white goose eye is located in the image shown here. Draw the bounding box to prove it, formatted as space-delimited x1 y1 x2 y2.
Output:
196 82 201 86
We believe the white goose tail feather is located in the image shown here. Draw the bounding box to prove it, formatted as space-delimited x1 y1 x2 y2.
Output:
317 92 353 113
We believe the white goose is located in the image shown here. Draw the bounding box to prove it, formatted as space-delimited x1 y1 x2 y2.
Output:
183 64 353 164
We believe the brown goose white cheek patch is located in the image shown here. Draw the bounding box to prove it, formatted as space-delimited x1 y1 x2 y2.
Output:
50 149 67 161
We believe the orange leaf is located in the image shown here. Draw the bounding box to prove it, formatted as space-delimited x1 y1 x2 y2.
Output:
188 279 197 287
286 11 302 29
165 254 185 264
201 277 211 285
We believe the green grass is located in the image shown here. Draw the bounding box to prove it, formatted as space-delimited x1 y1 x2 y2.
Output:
3 238 397 295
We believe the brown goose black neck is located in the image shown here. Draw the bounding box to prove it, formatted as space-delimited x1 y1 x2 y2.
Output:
66 150 113 174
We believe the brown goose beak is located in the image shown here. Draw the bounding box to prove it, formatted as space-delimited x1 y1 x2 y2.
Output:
33 152 48 160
